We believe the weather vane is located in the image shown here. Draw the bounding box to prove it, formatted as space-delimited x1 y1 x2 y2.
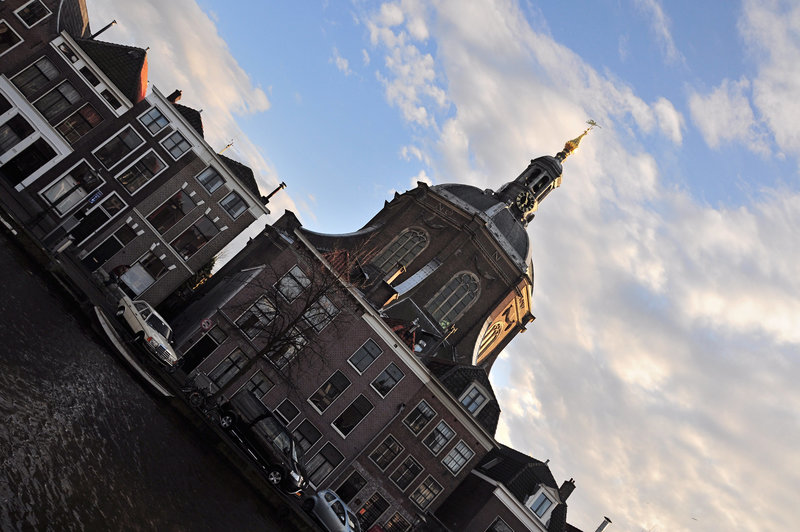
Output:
557 119 600 161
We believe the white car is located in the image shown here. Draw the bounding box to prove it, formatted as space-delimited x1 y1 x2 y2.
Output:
302 489 361 532
116 296 180 368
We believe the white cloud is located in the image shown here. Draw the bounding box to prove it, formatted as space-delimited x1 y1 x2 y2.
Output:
652 97 684 144
331 47 352 76
411 169 432 187
362 49 370 66
633 0 685 65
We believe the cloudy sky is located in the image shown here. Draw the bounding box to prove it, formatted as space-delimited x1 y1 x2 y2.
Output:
84 0 800 530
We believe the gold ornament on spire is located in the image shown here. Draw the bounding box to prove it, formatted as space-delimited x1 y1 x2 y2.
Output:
557 119 600 161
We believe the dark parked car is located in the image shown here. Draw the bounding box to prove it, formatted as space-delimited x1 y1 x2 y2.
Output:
218 392 308 495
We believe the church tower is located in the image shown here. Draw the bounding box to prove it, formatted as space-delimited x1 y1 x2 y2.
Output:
298 127 593 373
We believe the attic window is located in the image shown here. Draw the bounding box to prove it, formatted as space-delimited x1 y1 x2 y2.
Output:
16 1 51 29
530 492 553 518
139 107 169 135
459 384 488 416
162 131 192 159
0 21 23 57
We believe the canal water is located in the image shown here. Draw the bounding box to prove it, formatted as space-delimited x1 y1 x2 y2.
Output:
0 235 287 531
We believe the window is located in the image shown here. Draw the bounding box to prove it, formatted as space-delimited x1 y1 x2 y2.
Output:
356 492 389 530
442 440 474 475
277 265 310 301
268 327 306 369
147 190 196 233
425 272 480 329
119 251 168 296
79 66 100 87
348 339 382 373
69 193 125 245
384 513 412 532
180 326 227 373
170 216 219 260
35 82 80 122
162 130 191 159
302 295 338 332
332 394 373 437
220 191 246 218
409 476 442 510
460 385 487 415
373 229 428 274
235 296 276 339
0 21 23 56
57 42 78 63
0 93 9 114
15 1 51 28
1 138 55 187
100 89 122 109
369 435 403 471
80 225 137 271
0 114 34 156
12 57 58 98
292 420 321 453
487 517 514 532
94 127 144 169
306 443 343 485
208 348 252 389
56 104 102 144
390 455 423 490
371 363 404 397
116 151 167 194
403 400 435 435
244 371 273 400
530 493 553 518
196 166 223 193
275 399 299 425
309 371 350 413
336 470 366 504
423 421 454 455
42 162 99 216
139 107 169 134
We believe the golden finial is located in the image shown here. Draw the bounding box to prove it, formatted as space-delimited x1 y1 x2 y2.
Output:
557 120 599 161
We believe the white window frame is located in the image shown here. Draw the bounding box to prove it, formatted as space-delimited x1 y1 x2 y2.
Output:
307 370 351 414
459 382 490 417
409 475 442 510
306 441 344 488
331 393 373 438
526 491 555 521
422 420 455 456
369 434 404 472
161 129 192 160
402 399 436 436
0 20 24 57
145 187 197 234
137 106 170 135
219 190 247 219
71 192 127 247
92 125 144 170
389 454 423 492
14 0 52 29
195 165 224 194
276 265 311 302
114 148 168 195
38 159 103 218
347 338 383 374
275 398 299 426
370 362 405 398
234 295 276 339
441 440 474 476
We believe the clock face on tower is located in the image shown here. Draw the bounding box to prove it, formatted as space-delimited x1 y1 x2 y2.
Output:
515 190 536 213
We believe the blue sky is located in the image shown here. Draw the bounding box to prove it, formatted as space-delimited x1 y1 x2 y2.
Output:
85 1 800 530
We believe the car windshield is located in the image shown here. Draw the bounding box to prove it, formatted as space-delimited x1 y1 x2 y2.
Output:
331 501 346 524
145 314 171 339
252 416 292 454
346 511 361 532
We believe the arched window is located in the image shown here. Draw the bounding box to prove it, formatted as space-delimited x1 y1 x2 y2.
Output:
372 228 428 274
425 272 480 329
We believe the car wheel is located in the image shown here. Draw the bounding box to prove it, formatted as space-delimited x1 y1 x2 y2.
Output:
134 330 144 343
266 468 283 485
301 498 315 512
219 413 235 430
189 391 204 407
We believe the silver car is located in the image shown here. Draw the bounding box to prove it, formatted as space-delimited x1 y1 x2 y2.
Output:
302 489 361 532
116 296 179 368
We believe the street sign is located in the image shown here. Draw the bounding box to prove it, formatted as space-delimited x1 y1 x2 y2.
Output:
87 189 104 205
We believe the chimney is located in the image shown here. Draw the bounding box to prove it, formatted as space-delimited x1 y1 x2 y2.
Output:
167 90 182 103
558 478 576 502
594 516 612 532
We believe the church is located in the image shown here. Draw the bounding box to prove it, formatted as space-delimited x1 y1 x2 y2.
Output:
172 130 600 532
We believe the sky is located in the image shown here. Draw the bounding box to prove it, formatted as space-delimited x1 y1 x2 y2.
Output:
83 1 800 530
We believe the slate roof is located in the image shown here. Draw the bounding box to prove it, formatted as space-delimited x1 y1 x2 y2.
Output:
75 38 147 103
477 444 559 502
427 361 501 435
218 154 261 198
173 103 204 137
60 0 91 38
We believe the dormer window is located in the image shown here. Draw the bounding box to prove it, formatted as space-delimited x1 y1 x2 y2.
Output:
529 492 553 518
459 384 487 416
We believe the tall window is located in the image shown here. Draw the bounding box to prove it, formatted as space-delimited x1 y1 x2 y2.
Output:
384 513 412 532
139 107 169 134
68 193 124 245
309 371 350 413
162 130 191 159
336 470 366 504
181 326 227 373
0 115 34 157
208 348 252 388
118 251 168 296
220 191 246 218
529 493 553 518
403 400 435 435
277 265 310 301
371 363 404 397
302 295 338 332
34 82 79 122
244 371 273 400
356 492 389 530
275 399 299 425
292 420 321 453
424 272 480 329
81 225 137 271
170 216 219 260
15 1 51 28
423 421 454 455
1 138 55 186
12 57 58 98
409 476 442 510
348 339 382 373
235 296 276 339
0 21 23 57
460 385 487 415
487 517 514 532
116 151 166 194
369 435 403 471
332 394 373 436
56 104 102 144
442 440 474 475
94 127 143 169
196 166 223 193
306 443 343 485
147 190 196 233
390 455 423 491
373 228 427 274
